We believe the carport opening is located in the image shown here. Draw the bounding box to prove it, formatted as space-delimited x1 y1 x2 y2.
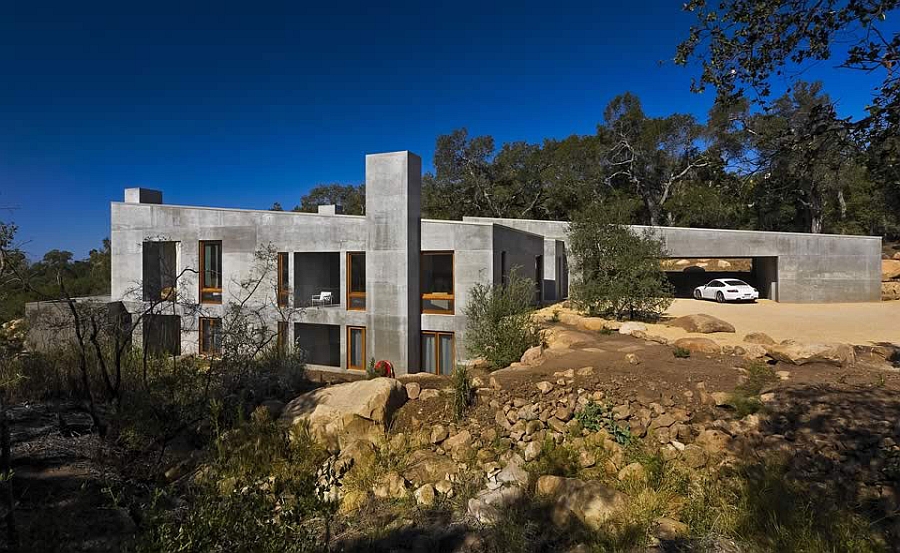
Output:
661 257 778 300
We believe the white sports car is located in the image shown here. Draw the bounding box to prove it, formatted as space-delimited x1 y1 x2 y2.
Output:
693 279 759 303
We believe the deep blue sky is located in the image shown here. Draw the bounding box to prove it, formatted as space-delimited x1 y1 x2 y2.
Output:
0 1 886 258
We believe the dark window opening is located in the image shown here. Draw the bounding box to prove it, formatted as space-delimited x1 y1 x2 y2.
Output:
142 241 177 301
200 241 222 304
143 314 180 356
347 326 366 370
347 252 366 310
294 323 340 367
199 317 222 356
422 252 454 314
295 252 341 308
277 252 290 307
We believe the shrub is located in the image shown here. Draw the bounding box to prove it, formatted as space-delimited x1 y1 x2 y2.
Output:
464 271 541 370
729 361 778 417
575 401 632 445
451 364 473 421
568 204 673 321
673 346 691 358
528 439 580 478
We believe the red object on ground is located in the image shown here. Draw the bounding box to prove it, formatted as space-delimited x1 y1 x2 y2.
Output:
374 360 394 378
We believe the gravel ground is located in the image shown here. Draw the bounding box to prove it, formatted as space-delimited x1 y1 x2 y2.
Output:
651 298 900 347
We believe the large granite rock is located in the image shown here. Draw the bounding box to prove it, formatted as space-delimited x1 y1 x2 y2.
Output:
673 337 721 355
280 378 407 450
882 259 900 281
764 341 856 367
668 314 735 334
535 475 627 530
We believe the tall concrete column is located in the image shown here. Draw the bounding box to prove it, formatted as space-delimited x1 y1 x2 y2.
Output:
365 151 421 374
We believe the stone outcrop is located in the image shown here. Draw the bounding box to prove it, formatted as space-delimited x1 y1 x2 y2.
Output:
280 378 407 450
618 322 647 336
673 337 721 355
743 332 776 345
535 475 628 530
883 281 900 301
764 340 856 367
668 314 735 334
882 259 900 281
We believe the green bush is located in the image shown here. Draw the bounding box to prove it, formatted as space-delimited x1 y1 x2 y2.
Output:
451 364 473 421
464 270 541 370
673 346 691 358
575 401 632 445
568 204 674 320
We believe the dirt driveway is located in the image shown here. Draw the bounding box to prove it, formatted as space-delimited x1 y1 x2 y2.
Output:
654 298 900 347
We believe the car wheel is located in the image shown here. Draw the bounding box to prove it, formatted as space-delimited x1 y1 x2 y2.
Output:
716 292 725 303
693 289 702 300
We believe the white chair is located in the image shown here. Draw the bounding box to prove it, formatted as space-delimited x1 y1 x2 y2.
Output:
311 291 333 306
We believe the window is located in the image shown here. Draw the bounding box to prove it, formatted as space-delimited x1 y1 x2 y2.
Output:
500 251 508 286
294 323 341 367
421 331 454 375
421 252 454 314
347 252 366 310
142 241 177 301
199 317 222 356
277 321 289 353
347 326 366 370
199 241 222 304
535 255 544 304
143 314 180 355
277 252 289 307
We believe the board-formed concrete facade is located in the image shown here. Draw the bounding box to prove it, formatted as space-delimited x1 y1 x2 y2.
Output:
103 150 881 375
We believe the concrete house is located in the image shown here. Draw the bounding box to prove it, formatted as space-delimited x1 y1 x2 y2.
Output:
107 150 881 376
111 151 561 375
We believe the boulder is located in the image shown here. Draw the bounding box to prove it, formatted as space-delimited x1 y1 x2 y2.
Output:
535 475 628 530
894 252 900 261
468 486 524 524
695 429 732 456
765 341 856 367
403 449 459 485
373 471 408 499
625 353 641 365
520 345 544 365
536 381 554 394
673 337 721 355
617 462 646 482
414 484 436 506
883 281 900 301
744 332 776 345
680 444 708 468
431 424 449 444
668 314 735 334
418 389 441 401
280 378 407 449
524 441 543 462
618 322 647 336
653 517 689 540
443 429 473 452
882 259 900 281
405 382 421 400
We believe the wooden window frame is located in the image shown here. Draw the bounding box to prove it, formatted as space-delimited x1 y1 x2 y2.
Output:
347 326 366 371
346 252 366 311
277 252 289 307
421 251 455 315
199 240 223 304
199 317 222 357
421 330 454 375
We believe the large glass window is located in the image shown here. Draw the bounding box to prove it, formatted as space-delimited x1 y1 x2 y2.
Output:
421 252 454 314
347 252 366 310
142 241 177 301
277 252 289 307
421 331 454 375
199 241 222 304
347 326 366 370
199 317 222 356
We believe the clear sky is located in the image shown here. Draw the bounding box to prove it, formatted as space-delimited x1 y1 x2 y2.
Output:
0 0 886 258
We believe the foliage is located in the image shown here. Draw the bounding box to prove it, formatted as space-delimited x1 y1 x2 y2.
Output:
673 346 691 359
568 205 674 321
450 364 473 421
729 361 779 417
575 401 632 445
134 413 329 552
291 183 365 215
465 273 540 363
527 439 580 478
464 270 541 370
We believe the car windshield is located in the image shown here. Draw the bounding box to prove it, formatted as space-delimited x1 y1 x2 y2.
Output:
724 280 749 286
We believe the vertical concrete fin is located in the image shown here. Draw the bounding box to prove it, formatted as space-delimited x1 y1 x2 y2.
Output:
365 151 421 374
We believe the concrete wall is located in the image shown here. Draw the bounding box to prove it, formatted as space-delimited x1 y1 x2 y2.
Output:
464 217 882 303
365 151 421 374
